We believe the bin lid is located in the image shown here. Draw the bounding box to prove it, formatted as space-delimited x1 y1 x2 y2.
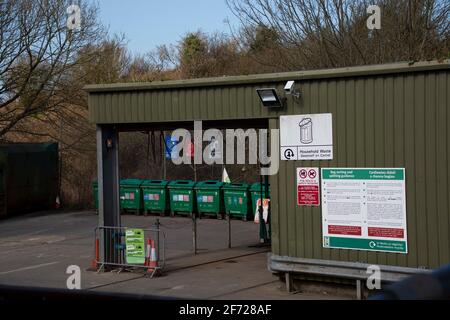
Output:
168 180 196 189
141 179 169 187
221 182 249 190
120 179 143 187
194 180 224 189
250 182 270 192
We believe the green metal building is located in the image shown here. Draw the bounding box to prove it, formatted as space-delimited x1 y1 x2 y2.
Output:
86 60 450 283
0 143 59 217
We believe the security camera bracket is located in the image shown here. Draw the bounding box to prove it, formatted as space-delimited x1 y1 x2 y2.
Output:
284 81 300 99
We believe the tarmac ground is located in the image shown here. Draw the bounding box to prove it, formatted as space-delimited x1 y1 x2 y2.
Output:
0 210 350 299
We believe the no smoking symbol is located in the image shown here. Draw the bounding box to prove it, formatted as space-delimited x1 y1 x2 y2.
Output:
299 169 307 179
308 169 317 179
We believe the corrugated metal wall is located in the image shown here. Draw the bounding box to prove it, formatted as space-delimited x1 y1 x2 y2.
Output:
89 83 287 124
88 64 450 270
270 71 450 269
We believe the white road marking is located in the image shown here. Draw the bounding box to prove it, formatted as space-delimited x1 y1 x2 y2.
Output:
0 261 60 275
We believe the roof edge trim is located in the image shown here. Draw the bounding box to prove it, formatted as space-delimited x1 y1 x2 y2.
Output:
84 60 450 93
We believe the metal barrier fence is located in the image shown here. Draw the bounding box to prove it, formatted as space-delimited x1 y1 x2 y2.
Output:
93 225 165 278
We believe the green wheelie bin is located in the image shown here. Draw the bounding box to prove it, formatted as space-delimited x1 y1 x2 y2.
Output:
141 180 169 216
194 180 224 219
168 180 196 217
250 182 270 218
222 182 252 221
120 179 143 215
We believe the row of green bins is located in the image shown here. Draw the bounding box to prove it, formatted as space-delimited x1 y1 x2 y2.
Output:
141 180 169 216
195 180 224 219
119 179 143 215
222 183 252 221
168 180 196 217
92 179 165 215
92 179 270 220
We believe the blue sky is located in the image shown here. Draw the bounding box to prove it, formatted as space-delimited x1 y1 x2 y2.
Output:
93 0 240 56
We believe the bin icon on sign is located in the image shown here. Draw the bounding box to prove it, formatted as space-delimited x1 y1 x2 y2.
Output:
299 118 313 144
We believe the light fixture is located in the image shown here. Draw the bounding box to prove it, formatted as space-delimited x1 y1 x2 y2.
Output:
105 138 114 149
256 88 283 108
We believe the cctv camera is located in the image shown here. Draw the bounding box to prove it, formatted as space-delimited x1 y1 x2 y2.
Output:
284 80 300 98
284 80 295 94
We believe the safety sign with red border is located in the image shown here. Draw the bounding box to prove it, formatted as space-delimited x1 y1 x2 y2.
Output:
297 167 320 206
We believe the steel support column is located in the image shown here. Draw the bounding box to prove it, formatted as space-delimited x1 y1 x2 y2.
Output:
96 125 120 265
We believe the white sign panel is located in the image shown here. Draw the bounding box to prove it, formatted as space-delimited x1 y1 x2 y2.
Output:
280 113 333 160
321 168 407 253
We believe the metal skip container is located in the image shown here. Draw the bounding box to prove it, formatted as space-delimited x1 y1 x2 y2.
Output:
168 180 196 217
222 182 251 221
120 179 143 215
194 180 224 219
141 180 169 216
299 118 313 144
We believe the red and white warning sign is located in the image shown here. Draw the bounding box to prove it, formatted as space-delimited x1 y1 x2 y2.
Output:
297 167 320 206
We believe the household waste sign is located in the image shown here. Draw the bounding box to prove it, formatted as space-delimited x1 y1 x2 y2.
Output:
280 113 333 160
125 228 145 264
321 168 407 253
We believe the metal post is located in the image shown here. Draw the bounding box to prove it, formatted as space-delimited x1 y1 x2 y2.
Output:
356 279 362 300
146 132 150 178
286 272 294 293
96 125 121 266
155 218 160 261
58 117 63 207
228 215 231 249
192 213 197 255
211 162 214 179
162 132 166 180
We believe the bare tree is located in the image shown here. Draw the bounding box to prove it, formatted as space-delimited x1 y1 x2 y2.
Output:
227 0 449 69
124 45 179 82
177 31 245 79
0 0 104 138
